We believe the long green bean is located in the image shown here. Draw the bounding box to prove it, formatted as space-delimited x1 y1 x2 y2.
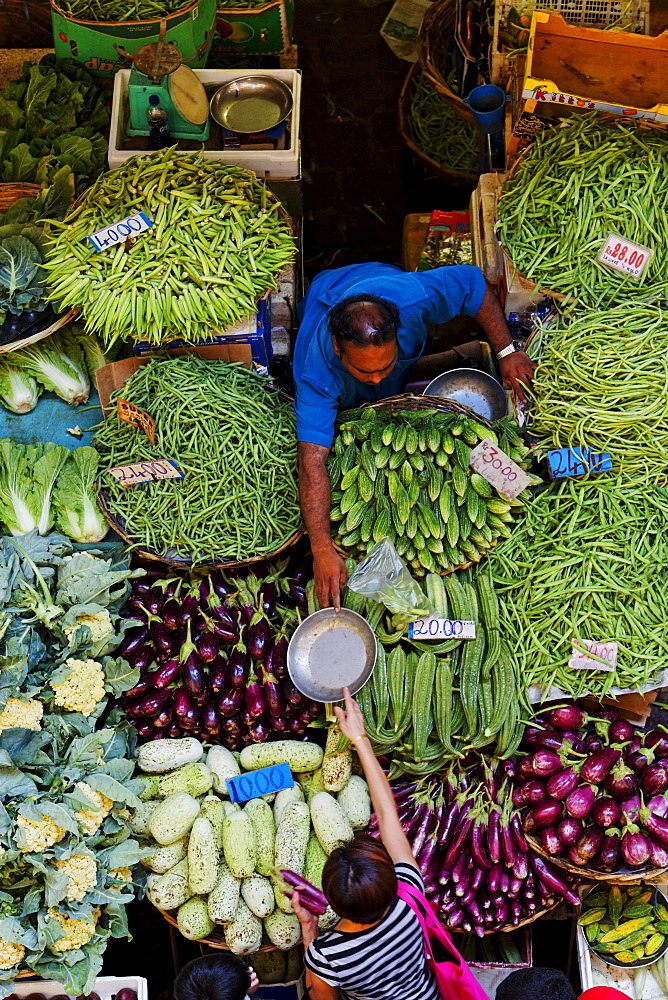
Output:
44 148 295 347
528 303 668 482
479 476 668 699
408 73 480 174
498 114 668 306
58 0 189 22
93 354 300 563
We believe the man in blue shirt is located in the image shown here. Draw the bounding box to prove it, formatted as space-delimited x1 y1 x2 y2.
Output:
294 261 536 610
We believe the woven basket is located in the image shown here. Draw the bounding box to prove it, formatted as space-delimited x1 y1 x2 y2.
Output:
527 834 667 884
446 895 564 935
362 392 492 427
0 183 40 212
398 65 479 190
416 0 475 122
159 907 283 951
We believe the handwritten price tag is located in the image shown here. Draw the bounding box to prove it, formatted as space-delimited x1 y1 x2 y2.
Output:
548 447 612 479
87 212 152 252
408 618 476 640
108 459 183 484
568 639 618 673
226 763 294 804
469 439 532 500
117 399 155 444
598 232 653 279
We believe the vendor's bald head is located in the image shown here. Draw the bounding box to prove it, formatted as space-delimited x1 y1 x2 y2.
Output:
327 294 400 385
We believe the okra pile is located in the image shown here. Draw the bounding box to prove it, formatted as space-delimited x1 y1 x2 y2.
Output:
579 885 668 965
45 149 295 346
329 408 534 576
338 567 524 775
498 114 668 307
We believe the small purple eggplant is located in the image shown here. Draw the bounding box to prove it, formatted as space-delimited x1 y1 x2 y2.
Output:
547 704 585 730
197 630 219 664
174 687 193 717
531 751 563 778
202 700 221 736
539 826 562 856
621 829 651 866
604 761 638 801
229 647 250 689
557 816 583 847
120 626 149 657
247 615 273 660
609 719 634 744
547 768 580 800
139 688 173 718
591 796 620 829
153 658 181 689
596 831 621 871
581 748 620 785
209 655 228 694
641 763 668 795
566 784 596 819
218 687 244 718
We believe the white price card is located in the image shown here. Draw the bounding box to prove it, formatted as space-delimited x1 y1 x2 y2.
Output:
597 232 653 279
408 618 476 640
108 459 183 485
568 639 618 673
469 438 532 500
87 212 153 252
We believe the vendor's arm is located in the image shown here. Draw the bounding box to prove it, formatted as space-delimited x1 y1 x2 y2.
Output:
474 283 536 402
298 441 347 611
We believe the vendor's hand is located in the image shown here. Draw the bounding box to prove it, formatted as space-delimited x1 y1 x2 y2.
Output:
498 351 537 403
334 686 367 744
247 969 259 995
292 890 320 945
313 545 347 612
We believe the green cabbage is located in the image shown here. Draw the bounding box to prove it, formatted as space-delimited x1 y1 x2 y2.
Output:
10 330 89 405
53 446 108 543
0 358 40 413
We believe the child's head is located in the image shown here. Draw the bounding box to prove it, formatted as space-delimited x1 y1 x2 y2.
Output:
174 954 252 1000
495 968 576 1000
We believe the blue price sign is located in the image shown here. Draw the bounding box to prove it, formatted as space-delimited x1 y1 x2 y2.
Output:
547 448 612 480
87 211 152 252
226 762 294 804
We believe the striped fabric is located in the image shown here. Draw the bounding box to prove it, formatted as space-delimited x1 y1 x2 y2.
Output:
304 862 440 1000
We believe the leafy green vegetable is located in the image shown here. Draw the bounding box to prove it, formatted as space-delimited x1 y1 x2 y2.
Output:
9 332 89 405
0 439 37 536
72 324 116 379
30 443 70 535
0 360 40 414
52 448 108 544
0 235 45 323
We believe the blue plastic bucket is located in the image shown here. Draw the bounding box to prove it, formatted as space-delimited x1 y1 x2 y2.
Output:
464 85 506 134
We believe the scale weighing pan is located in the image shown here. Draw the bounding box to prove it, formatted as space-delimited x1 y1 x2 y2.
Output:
424 367 507 421
210 76 293 134
287 608 377 702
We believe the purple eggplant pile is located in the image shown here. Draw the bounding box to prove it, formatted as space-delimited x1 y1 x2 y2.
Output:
515 703 668 873
118 559 323 746
370 760 579 935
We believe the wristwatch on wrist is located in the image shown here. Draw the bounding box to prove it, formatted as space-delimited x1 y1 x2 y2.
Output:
497 343 518 360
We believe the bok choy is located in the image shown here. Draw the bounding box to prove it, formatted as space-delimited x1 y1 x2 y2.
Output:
9 328 89 404
0 357 40 412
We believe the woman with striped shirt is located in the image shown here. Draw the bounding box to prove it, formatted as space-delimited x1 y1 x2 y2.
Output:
292 687 440 1000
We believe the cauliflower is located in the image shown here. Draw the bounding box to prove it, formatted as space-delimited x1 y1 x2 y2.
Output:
74 781 113 836
48 907 100 951
109 866 132 891
0 697 43 732
16 814 66 852
0 938 24 970
54 854 97 902
51 658 105 716
63 610 113 647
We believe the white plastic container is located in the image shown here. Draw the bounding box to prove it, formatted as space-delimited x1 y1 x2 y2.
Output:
109 69 301 179
13 976 148 1000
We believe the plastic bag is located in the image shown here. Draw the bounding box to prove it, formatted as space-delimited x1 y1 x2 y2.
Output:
347 538 433 619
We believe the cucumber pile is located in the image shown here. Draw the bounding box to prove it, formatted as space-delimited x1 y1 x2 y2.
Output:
328 407 533 576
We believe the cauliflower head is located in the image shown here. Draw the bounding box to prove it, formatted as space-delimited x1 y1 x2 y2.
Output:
16 814 66 852
48 907 100 951
109 866 132 891
74 781 113 836
0 698 43 732
64 610 113 647
55 854 97 902
51 658 105 716
0 938 24 970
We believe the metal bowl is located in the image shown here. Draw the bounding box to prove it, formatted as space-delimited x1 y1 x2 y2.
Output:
287 608 377 703
209 75 293 134
424 367 507 421
582 883 668 970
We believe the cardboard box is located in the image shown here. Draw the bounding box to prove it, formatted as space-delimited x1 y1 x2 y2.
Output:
524 12 668 122
95 344 252 414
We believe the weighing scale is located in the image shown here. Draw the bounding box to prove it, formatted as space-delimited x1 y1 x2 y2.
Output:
122 40 210 142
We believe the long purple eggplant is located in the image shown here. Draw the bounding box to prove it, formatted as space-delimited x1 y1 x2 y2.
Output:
139 688 173 718
273 634 289 680
218 687 244 718
120 626 149 657
247 615 273 660
530 853 579 905
229 647 250 689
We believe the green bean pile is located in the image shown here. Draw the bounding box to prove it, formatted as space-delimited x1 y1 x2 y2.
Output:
58 0 188 22
94 355 301 563
480 476 668 699
529 303 668 483
408 73 480 174
498 114 668 306
44 149 295 347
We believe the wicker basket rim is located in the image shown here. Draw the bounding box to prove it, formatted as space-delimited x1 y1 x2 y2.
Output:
361 392 493 428
50 0 199 26
527 834 668 882
447 896 563 935
158 907 283 951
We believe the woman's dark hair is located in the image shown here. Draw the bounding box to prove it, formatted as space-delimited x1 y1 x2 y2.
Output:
322 833 398 923
174 954 251 1000
327 295 400 348
495 968 576 1000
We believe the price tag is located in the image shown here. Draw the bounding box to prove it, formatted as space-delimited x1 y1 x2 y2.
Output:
108 459 183 484
408 618 476 640
547 447 613 479
87 212 153 252
598 232 653 279
469 438 532 500
226 763 294 804
117 399 155 444
568 639 618 673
